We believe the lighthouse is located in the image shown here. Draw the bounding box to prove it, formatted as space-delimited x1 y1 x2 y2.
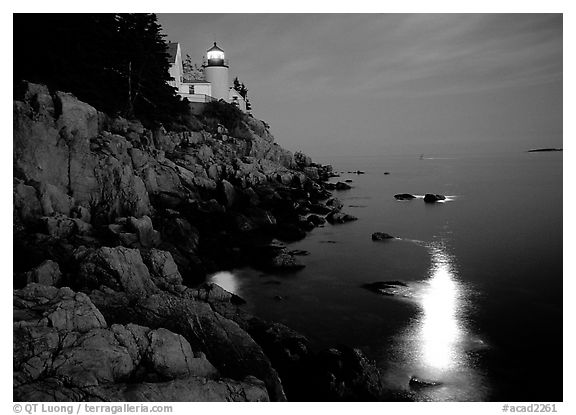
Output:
203 42 229 102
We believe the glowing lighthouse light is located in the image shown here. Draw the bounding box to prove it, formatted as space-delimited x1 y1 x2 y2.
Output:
207 49 224 61
206 42 226 64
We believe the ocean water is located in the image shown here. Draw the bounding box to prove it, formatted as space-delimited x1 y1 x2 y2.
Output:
209 151 563 402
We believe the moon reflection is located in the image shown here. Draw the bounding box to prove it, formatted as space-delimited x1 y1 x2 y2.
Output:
417 245 465 374
387 241 487 401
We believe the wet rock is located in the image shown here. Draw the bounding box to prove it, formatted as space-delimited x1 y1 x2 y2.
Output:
325 197 344 212
326 211 358 225
335 181 352 190
371 232 395 241
424 193 446 203
409 376 443 388
310 346 385 401
362 281 409 297
307 214 326 227
268 251 305 270
394 193 416 200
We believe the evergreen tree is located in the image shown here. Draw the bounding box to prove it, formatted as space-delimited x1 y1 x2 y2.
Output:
183 54 204 81
14 13 187 127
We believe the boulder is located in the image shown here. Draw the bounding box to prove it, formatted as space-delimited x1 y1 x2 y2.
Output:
268 251 305 271
14 284 107 333
127 215 160 248
325 197 344 212
14 180 42 224
76 247 158 299
307 214 326 226
146 328 218 379
141 249 183 289
371 232 395 241
362 281 409 297
25 260 62 286
394 193 416 200
335 181 352 190
311 346 385 400
326 211 358 225
424 193 446 203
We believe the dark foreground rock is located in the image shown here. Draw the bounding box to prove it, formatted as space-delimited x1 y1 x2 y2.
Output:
423 193 446 203
13 284 268 402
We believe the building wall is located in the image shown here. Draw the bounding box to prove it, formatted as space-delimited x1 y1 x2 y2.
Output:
204 66 229 101
168 44 183 90
229 88 247 111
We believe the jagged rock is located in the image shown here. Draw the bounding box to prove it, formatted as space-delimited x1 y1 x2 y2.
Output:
186 282 245 305
128 292 286 401
394 193 416 200
14 284 107 333
371 232 395 241
146 328 218 380
14 180 42 224
127 215 160 248
141 249 183 289
13 285 263 402
303 167 319 180
312 346 385 400
55 91 99 142
25 260 62 286
326 211 358 224
85 376 269 402
76 246 158 299
424 193 446 203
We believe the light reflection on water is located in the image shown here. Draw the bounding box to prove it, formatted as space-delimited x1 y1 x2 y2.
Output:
208 271 241 296
385 241 488 401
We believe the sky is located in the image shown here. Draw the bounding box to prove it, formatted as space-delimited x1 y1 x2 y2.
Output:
157 14 563 158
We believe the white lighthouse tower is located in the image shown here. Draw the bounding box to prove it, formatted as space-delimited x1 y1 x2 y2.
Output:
203 42 229 102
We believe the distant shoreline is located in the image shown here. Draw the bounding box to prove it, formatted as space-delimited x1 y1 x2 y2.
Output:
527 148 563 153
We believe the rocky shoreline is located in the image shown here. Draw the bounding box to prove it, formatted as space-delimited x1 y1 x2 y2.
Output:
13 82 386 401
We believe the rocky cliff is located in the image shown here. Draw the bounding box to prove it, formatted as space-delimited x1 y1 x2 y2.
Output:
13 82 385 402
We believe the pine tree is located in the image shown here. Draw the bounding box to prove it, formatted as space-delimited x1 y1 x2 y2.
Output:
14 13 187 126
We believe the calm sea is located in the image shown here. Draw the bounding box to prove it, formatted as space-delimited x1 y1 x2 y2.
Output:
209 151 563 402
